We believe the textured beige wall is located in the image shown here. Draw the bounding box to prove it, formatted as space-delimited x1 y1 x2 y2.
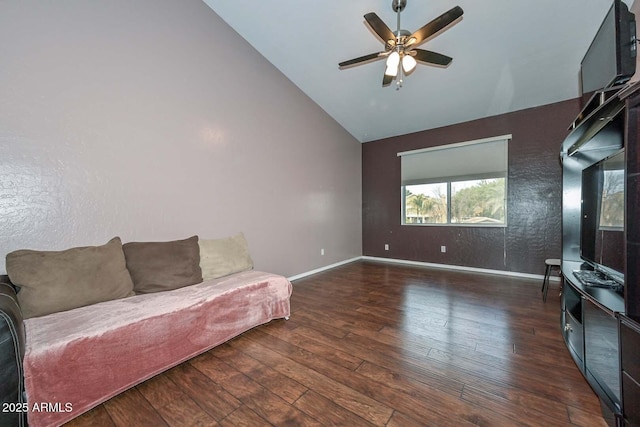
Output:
0 0 362 277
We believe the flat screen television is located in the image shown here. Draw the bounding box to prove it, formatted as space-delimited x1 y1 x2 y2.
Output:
580 149 625 284
580 0 636 101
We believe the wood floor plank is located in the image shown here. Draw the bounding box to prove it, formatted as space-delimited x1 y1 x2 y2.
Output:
460 383 573 426
243 328 531 427
63 261 607 426
425 346 601 408
352 354 530 427
212 342 308 404
136 374 218 426
190 351 323 426
355 360 464 403
287 324 465 399
227 334 394 425
217 406 272 427
103 388 168 427
566 405 610 427
386 409 449 427
64 405 115 427
155 395 219 427
293 390 378 427
165 363 240 421
135 374 185 408
259 322 365 370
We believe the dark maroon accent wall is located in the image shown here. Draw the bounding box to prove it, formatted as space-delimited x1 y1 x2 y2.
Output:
362 99 581 275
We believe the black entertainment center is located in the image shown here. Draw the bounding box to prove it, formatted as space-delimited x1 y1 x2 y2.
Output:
560 1 639 425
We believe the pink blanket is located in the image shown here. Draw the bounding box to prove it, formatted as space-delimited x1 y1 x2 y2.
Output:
23 270 291 427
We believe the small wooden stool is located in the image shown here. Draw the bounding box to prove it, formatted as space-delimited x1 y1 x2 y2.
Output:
541 258 561 302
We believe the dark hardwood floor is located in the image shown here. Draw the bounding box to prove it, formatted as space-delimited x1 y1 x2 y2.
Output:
65 261 607 427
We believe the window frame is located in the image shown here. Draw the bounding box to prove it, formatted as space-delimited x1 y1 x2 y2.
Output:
399 135 510 228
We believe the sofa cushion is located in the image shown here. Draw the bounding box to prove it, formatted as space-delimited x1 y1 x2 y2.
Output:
123 235 202 294
6 237 135 319
198 233 253 280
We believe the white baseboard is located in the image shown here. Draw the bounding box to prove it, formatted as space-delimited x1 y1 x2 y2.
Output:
361 256 560 282
287 257 361 281
289 255 559 283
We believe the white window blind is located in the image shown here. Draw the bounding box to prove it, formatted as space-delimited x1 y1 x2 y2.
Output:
398 135 511 185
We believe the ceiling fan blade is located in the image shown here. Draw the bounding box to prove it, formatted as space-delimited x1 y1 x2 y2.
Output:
382 72 394 86
412 49 453 67
339 52 386 68
407 6 463 47
364 12 395 44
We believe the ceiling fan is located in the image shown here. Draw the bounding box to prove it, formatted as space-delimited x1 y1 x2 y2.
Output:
339 0 463 88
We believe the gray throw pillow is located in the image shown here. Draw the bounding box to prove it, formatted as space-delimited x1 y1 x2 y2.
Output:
123 235 203 294
6 237 135 319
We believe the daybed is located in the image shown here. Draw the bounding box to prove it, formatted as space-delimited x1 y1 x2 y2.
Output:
0 234 292 427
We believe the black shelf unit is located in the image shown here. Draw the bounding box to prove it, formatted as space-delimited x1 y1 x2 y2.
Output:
561 81 640 425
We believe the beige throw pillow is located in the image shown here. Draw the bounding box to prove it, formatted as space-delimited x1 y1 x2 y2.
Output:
122 235 203 294
6 237 135 319
198 233 253 280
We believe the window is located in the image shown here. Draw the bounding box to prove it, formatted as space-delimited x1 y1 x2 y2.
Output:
600 168 624 229
399 135 510 226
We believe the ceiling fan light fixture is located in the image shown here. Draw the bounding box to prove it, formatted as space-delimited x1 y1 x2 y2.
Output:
384 64 398 77
402 54 417 73
386 51 400 67
385 51 400 76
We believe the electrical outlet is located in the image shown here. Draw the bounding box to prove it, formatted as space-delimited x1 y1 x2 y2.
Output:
441 245 447 253
321 248 325 256
384 244 389 251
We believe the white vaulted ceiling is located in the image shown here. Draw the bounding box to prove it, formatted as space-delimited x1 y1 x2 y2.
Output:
203 0 633 142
